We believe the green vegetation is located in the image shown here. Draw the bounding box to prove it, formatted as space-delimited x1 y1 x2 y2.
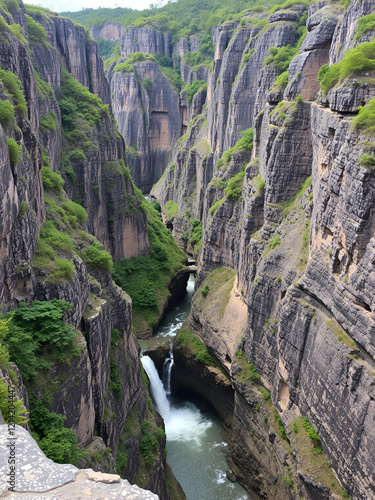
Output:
235 351 261 383
355 13 375 41
289 416 347 498
29 392 85 465
0 69 27 115
39 111 58 132
7 137 21 166
201 284 210 297
0 99 15 128
209 197 225 214
62 0 271 48
274 70 289 88
358 154 375 168
189 218 202 253
274 410 288 440
301 416 322 453
25 13 48 47
83 242 113 272
0 299 78 382
0 377 29 425
109 329 123 400
265 11 307 72
143 77 153 93
224 170 245 199
163 200 179 219
216 128 253 170
270 0 309 14
278 175 312 216
176 325 216 366
186 79 207 105
352 99 375 136
267 235 281 251
112 195 185 332
41 166 64 193
34 70 54 100
140 419 163 468
326 319 357 350
58 67 109 135
254 174 265 195
318 40 375 95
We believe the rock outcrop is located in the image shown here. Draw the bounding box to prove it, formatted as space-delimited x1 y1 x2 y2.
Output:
0 425 159 499
150 2 375 499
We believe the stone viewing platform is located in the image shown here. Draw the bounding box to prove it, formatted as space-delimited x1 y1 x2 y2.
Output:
0 425 159 499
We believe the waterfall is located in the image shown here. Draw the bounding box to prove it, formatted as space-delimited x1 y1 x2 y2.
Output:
163 346 174 395
141 355 170 419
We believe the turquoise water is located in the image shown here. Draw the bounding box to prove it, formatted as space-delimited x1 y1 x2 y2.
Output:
141 275 251 500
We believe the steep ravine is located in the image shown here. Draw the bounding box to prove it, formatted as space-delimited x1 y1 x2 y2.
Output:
102 0 375 499
0 3 184 498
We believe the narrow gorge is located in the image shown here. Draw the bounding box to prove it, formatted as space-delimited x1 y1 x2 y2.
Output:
0 0 374 499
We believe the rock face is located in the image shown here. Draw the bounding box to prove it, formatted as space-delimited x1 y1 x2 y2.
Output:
107 60 182 192
0 425 159 499
150 2 375 500
0 4 177 499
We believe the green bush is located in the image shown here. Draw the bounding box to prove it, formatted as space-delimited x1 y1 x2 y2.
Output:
143 77 152 92
355 13 375 40
274 410 288 440
358 154 375 168
41 166 64 193
186 79 207 105
1 299 77 381
84 243 113 271
275 71 289 88
48 258 75 282
224 170 245 199
265 45 297 72
176 326 216 366
39 220 74 252
0 69 27 115
18 201 28 218
61 200 88 225
267 235 281 250
318 40 375 94
235 351 261 382
352 99 375 136
201 284 209 297
140 419 158 468
114 61 134 73
163 200 179 219
301 416 322 452
0 377 28 425
29 393 85 465
0 100 15 128
7 137 21 166
270 0 309 14
39 111 58 132
25 14 48 45
209 197 225 214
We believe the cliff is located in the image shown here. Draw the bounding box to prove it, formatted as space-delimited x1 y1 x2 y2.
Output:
148 0 375 499
0 3 182 498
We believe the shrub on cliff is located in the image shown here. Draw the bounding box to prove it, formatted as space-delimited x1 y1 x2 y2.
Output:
1 299 77 381
186 79 207 105
6 137 21 166
0 69 27 115
84 243 113 272
352 99 375 136
25 14 48 46
0 100 15 128
41 165 64 193
29 393 85 465
318 40 375 94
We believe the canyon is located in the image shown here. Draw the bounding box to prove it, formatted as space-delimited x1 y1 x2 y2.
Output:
0 0 375 499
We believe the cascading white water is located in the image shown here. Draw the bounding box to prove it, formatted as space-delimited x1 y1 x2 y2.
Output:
163 346 174 395
141 355 170 419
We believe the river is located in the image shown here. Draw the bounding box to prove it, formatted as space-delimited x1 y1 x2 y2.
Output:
140 275 251 500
